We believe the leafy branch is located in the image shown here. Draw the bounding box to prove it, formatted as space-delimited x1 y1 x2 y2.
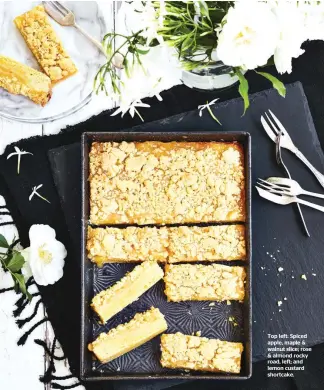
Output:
0 234 31 300
94 31 149 95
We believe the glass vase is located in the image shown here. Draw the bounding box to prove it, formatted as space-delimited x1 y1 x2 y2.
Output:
181 61 239 91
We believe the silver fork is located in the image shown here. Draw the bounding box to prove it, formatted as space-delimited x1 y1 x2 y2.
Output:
261 109 324 188
276 129 310 236
43 1 105 54
256 186 324 213
258 177 324 199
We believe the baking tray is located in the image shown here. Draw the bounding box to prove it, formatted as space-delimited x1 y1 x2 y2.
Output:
81 131 252 381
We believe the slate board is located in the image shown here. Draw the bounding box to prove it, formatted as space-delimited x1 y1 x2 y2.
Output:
48 81 324 362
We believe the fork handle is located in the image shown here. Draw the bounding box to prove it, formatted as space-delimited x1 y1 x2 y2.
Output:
302 189 324 199
74 22 106 55
294 148 324 188
297 198 324 212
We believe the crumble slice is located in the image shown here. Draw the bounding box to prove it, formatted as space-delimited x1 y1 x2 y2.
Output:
91 261 164 323
14 5 77 83
164 263 246 302
87 226 169 265
88 307 167 363
160 333 243 374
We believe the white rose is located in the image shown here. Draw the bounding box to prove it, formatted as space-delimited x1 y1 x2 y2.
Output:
272 2 306 74
217 1 280 70
22 225 66 286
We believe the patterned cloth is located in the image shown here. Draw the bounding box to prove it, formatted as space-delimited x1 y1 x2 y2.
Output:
0 195 84 390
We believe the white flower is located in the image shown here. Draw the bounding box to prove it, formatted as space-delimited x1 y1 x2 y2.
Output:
109 55 168 121
198 99 219 116
272 2 305 74
22 225 66 286
121 1 165 45
198 99 221 124
111 100 150 122
7 146 33 174
217 1 280 70
29 184 50 203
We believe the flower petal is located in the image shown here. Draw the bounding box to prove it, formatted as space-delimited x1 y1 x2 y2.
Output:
21 260 33 281
110 107 123 117
7 153 16 160
49 240 67 261
29 190 35 201
29 224 56 245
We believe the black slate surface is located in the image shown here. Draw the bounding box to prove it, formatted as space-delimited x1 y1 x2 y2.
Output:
48 82 324 363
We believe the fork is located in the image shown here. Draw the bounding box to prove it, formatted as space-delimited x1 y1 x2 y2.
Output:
258 177 324 199
256 186 324 213
43 1 105 54
275 129 310 236
261 109 324 188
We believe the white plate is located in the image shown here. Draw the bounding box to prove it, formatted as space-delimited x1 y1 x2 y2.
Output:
0 1 110 123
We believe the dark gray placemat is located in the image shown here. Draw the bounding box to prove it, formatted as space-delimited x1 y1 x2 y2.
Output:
48 81 324 370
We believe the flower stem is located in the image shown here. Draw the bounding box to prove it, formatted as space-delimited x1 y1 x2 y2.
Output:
134 108 144 122
207 105 221 125
36 194 51 204
17 155 21 174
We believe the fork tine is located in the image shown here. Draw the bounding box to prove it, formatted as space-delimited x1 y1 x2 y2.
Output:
53 1 69 15
45 1 65 16
257 179 275 189
257 182 285 194
264 112 280 135
256 185 291 198
257 182 275 191
54 1 70 13
268 109 289 137
260 115 277 142
259 178 288 190
258 178 275 186
266 177 290 188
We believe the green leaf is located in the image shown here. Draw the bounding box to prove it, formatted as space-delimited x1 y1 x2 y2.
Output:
0 234 8 249
199 1 210 19
256 71 286 98
136 47 150 55
12 273 31 301
181 34 194 52
236 70 250 115
7 252 25 273
2 252 12 267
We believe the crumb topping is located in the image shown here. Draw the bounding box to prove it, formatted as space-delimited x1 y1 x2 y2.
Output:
94 307 166 342
87 225 246 264
0 55 52 106
164 263 246 302
14 5 77 82
160 332 243 374
87 226 169 264
168 225 246 262
89 141 245 225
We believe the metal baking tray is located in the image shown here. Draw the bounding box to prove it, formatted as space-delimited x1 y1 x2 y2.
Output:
81 131 252 381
